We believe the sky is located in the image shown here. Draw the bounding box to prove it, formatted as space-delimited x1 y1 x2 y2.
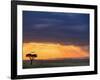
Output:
23 11 89 60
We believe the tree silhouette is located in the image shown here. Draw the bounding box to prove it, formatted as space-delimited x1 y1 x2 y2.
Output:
26 53 37 65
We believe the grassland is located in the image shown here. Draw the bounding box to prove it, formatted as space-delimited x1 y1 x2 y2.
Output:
23 58 89 69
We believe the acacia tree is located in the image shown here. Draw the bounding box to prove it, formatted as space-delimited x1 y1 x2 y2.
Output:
26 53 37 65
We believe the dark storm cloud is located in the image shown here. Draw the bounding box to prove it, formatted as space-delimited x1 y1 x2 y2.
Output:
23 11 89 46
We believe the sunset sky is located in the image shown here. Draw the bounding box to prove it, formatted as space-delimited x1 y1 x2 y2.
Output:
23 11 89 60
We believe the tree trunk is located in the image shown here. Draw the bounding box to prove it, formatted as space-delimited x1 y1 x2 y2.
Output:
30 59 32 65
29 57 32 65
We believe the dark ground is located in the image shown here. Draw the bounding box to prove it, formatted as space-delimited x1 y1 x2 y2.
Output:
23 58 89 69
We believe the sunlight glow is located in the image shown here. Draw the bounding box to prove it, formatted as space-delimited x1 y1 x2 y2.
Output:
23 42 89 60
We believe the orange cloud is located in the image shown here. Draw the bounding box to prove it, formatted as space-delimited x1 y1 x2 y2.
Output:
23 42 89 60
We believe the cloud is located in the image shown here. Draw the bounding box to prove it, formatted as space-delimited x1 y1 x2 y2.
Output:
23 11 89 46
32 23 52 29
